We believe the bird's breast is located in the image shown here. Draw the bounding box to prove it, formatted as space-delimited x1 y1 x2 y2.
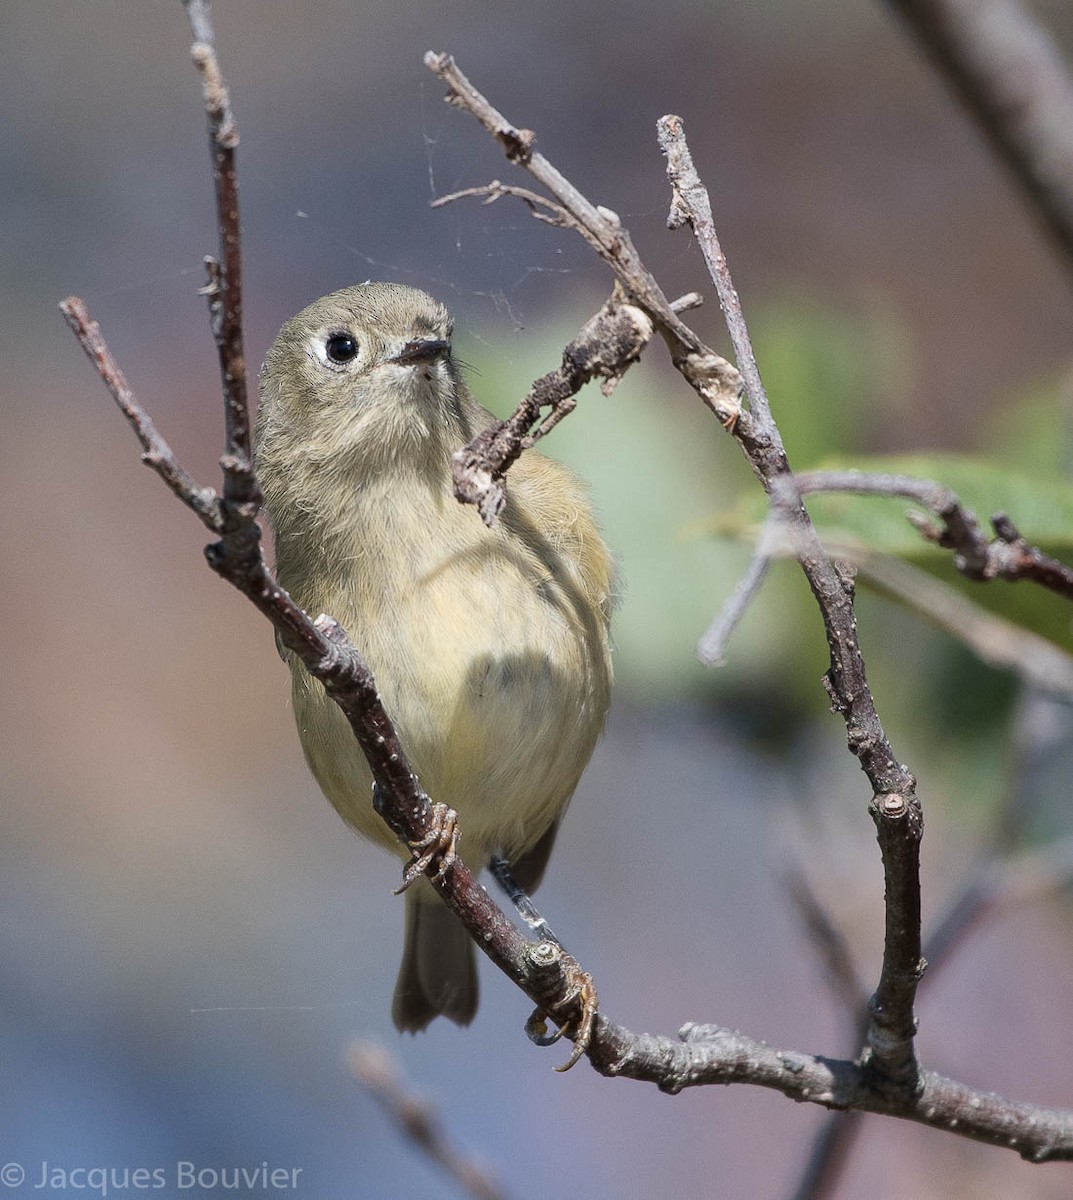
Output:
279 481 610 860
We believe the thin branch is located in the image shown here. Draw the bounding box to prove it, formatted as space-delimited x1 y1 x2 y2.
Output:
59 297 222 531
432 180 581 233
696 510 778 666
657 114 772 427
991 513 1073 598
885 0 1073 283
587 1018 1073 1160
348 1042 507 1200
450 289 654 523
184 2 255 512
424 52 744 432
797 469 1073 599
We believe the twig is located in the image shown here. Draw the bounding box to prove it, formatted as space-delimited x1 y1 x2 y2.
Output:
991 513 1073 598
432 180 582 233
450 288 654 524
658 115 771 428
885 0 1073 282
696 510 779 666
424 52 744 432
433 187 704 520
796 469 1073 599
709 469 1073 690
185 2 255 517
348 1042 507 1200
59 297 222 530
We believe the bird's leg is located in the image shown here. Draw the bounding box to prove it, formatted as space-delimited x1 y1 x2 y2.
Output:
489 854 563 948
489 857 597 1070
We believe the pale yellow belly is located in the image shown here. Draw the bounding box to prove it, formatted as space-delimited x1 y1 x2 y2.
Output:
287 525 609 871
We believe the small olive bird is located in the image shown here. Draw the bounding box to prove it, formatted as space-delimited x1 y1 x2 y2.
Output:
255 283 613 1031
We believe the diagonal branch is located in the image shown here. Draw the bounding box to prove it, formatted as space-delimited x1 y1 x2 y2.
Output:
424 52 744 433
348 1042 507 1200
450 288 654 524
59 297 223 531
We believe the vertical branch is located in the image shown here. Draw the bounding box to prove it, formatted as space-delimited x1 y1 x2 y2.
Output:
183 0 257 513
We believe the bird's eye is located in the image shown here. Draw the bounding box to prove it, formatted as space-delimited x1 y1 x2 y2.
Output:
324 332 359 364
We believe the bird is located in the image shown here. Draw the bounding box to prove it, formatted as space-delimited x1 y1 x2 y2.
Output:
254 282 614 1031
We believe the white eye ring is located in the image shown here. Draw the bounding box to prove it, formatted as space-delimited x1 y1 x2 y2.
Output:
310 330 361 371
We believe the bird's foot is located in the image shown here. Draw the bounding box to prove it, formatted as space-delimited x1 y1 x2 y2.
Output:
524 942 599 1071
394 803 460 894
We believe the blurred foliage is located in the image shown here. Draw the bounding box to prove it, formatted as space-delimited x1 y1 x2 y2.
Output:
712 309 1073 798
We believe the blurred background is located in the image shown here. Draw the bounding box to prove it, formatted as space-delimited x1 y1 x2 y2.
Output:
5 1 1073 1196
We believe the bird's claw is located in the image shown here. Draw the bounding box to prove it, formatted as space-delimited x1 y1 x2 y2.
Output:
525 949 599 1071
394 803 460 894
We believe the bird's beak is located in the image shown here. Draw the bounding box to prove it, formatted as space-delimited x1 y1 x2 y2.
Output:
391 338 450 366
